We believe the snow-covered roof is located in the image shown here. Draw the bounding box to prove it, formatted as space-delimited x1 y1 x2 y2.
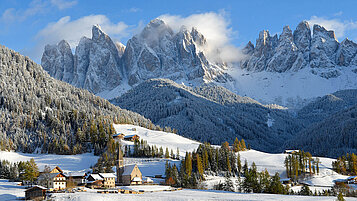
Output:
26 185 47 191
38 172 64 180
123 164 137 176
145 177 153 183
113 133 125 137
124 134 138 138
88 174 103 181
64 172 86 177
99 173 116 178
347 176 357 180
132 177 142 182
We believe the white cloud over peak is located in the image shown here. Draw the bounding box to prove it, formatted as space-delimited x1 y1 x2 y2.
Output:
50 0 78 10
159 12 244 63
29 15 129 61
307 16 357 39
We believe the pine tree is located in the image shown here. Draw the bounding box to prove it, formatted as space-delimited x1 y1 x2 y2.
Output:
196 154 204 179
336 192 345 201
176 147 180 160
185 153 192 176
233 137 239 152
223 172 234 192
24 158 39 186
165 147 170 158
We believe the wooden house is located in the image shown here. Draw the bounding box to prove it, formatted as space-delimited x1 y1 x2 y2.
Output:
347 176 357 184
124 134 140 142
65 172 87 186
98 173 116 188
86 174 103 188
113 133 125 141
50 166 63 173
121 164 142 185
37 172 66 190
284 150 299 154
25 186 47 200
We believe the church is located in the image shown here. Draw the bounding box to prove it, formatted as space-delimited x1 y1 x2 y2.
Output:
116 146 143 185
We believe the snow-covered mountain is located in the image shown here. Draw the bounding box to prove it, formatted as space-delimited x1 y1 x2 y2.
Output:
233 21 357 107
42 19 231 97
42 25 124 94
241 21 357 72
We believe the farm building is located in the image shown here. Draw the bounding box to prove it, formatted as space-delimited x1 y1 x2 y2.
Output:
37 172 66 190
124 134 140 141
25 186 47 200
113 133 125 140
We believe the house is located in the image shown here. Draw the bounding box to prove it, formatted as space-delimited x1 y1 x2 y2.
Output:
25 186 47 200
113 133 125 140
86 174 103 188
64 172 87 186
98 173 116 188
284 150 299 154
37 172 66 190
144 177 154 184
121 164 143 185
124 134 140 142
50 166 63 173
347 176 357 184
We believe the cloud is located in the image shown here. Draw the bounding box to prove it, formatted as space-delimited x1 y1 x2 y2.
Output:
1 0 47 22
128 7 141 13
307 16 357 39
29 15 129 61
158 12 244 63
1 0 77 22
50 0 77 10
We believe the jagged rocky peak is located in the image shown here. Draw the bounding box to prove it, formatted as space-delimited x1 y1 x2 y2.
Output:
266 26 299 72
242 20 357 73
42 24 123 94
122 18 230 87
310 24 339 68
191 27 206 46
242 41 254 55
313 24 337 40
41 39 74 82
293 21 311 53
336 38 357 66
115 42 126 57
139 19 174 45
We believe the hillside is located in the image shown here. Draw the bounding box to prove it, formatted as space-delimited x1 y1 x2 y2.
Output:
287 104 357 158
0 44 153 154
111 79 302 153
298 89 357 125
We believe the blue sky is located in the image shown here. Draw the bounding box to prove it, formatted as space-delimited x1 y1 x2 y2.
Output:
1 0 357 62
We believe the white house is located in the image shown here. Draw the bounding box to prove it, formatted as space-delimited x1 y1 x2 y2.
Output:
38 172 66 190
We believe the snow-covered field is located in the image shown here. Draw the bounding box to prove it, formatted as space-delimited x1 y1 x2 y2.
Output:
0 151 99 173
228 67 357 108
113 124 201 156
240 150 349 188
47 188 357 201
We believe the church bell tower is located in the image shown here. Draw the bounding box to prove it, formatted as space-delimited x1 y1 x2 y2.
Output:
116 144 124 184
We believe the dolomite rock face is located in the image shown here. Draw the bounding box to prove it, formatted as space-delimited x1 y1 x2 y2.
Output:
122 19 230 86
241 21 357 76
42 25 123 94
42 19 231 94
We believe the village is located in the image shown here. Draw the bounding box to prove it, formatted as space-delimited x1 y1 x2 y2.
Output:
23 129 184 200
1 124 357 201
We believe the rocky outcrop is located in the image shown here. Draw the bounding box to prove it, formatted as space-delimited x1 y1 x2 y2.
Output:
42 25 123 94
241 21 357 74
122 19 230 86
42 19 230 94
41 40 74 83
